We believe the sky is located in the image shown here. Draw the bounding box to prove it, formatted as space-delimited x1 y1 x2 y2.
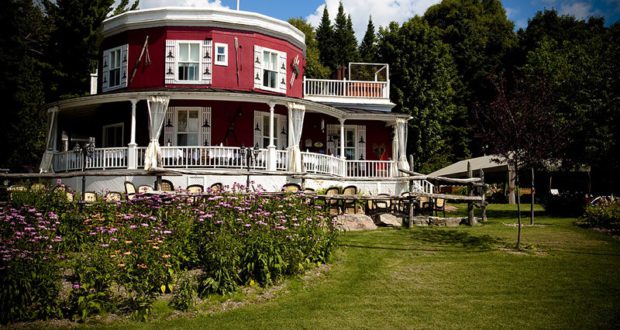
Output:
125 0 620 40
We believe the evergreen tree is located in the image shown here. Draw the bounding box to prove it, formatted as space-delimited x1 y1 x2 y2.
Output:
43 0 116 98
316 6 336 71
359 16 377 63
288 18 330 78
113 0 140 16
0 0 49 171
333 3 359 71
377 18 460 172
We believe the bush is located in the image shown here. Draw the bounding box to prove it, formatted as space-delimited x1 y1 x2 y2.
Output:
169 270 197 311
544 192 587 216
581 200 620 230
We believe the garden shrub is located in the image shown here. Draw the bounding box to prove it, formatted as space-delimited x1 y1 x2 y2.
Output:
544 192 587 216
581 200 620 230
0 189 337 324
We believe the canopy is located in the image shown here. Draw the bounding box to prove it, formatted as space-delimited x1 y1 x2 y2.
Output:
144 96 170 171
396 118 410 172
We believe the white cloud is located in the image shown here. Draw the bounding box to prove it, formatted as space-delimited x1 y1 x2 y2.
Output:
559 1 602 19
306 0 441 41
122 0 230 9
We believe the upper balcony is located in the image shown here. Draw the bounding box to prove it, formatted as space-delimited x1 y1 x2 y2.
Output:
303 63 394 112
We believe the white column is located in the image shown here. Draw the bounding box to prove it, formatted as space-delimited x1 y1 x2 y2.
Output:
267 102 277 171
392 123 398 162
49 107 59 152
127 99 138 169
339 118 346 176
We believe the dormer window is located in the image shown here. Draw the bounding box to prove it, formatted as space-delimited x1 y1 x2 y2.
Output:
214 43 228 66
101 44 128 92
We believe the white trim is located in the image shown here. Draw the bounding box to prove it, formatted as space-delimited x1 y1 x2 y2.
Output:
214 43 228 66
102 122 125 147
102 44 128 92
102 7 306 52
255 46 286 94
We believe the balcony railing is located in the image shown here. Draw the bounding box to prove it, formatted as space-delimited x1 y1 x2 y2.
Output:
304 78 389 100
52 147 127 171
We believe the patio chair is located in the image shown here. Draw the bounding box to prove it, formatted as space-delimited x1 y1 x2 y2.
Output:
433 198 446 217
209 182 223 194
373 193 393 213
186 184 204 194
342 185 358 214
124 181 136 200
282 183 301 193
160 180 174 192
83 192 98 203
104 191 122 202
325 186 341 215
418 195 431 215
303 187 316 205
138 185 154 194
30 183 46 191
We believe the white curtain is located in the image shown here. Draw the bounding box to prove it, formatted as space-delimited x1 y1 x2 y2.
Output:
396 118 410 171
144 96 170 171
287 103 305 172
39 109 58 173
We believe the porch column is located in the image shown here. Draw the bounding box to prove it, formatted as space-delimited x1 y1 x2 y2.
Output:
392 123 398 177
339 118 346 176
127 99 138 169
267 102 277 171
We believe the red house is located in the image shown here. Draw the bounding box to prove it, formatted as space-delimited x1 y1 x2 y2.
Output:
39 7 430 194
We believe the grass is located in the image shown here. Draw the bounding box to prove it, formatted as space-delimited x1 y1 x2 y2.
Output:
61 204 620 328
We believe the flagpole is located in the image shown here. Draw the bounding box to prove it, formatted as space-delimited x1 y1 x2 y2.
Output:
236 0 240 11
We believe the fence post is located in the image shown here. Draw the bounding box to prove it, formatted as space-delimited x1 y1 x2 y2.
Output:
481 168 487 222
467 161 477 226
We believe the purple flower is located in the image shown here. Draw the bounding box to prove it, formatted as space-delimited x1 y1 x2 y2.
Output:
72 284 81 289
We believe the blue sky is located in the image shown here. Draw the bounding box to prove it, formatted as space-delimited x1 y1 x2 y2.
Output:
133 0 620 39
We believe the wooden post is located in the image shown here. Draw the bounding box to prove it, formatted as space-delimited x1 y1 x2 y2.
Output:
467 161 476 225
408 196 414 228
530 167 535 225
481 168 487 222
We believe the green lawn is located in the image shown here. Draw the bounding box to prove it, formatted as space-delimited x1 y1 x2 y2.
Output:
83 204 620 329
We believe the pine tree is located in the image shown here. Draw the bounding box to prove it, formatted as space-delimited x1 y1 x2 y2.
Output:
333 3 359 73
360 16 377 63
288 18 330 78
316 6 336 71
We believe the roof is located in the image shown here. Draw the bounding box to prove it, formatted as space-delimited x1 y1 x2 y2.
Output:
429 155 509 178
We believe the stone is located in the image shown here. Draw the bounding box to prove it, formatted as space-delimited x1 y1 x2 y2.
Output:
334 214 377 231
428 216 465 227
410 216 429 226
374 213 403 227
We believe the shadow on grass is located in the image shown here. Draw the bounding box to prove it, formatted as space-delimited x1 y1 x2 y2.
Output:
483 209 547 220
412 229 504 250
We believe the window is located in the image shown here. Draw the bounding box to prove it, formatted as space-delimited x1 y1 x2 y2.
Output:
102 123 124 147
214 43 228 66
253 45 287 94
176 110 200 146
102 44 128 92
163 107 211 146
177 42 201 81
109 49 121 87
262 50 278 89
326 124 366 160
254 112 286 149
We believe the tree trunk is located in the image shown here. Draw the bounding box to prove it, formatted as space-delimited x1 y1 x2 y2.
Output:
508 164 516 204
516 168 522 250
530 167 535 225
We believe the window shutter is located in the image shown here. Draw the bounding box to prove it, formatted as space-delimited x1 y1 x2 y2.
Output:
253 46 263 89
202 40 213 84
165 40 176 84
101 49 110 91
163 107 176 145
356 125 366 160
277 115 287 149
200 107 211 145
120 44 129 88
253 112 263 148
326 124 340 157
278 51 287 94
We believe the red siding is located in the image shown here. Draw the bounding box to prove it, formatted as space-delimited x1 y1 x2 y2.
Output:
100 26 305 98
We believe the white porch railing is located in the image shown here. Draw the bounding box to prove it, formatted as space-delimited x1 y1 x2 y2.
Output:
411 180 435 194
52 148 127 172
301 152 343 175
52 151 82 172
275 150 288 171
345 160 396 178
159 146 267 169
304 78 389 99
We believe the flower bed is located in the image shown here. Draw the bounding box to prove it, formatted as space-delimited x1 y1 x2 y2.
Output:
0 185 337 323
